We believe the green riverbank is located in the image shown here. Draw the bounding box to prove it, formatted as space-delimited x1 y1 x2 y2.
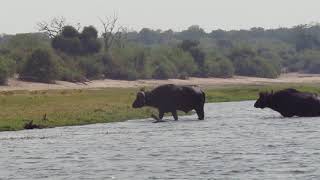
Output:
1 83 320 131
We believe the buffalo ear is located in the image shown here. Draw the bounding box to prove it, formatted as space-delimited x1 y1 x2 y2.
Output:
140 87 145 92
259 92 264 97
138 90 146 97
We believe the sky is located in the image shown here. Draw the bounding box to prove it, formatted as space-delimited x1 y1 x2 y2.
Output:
0 0 320 34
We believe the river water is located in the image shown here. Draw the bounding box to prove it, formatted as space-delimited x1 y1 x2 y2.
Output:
1 101 320 180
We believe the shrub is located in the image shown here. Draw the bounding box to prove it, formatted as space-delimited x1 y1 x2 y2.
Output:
78 56 104 79
152 63 175 79
179 40 205 73
58 67 85 82
0 60 9 85
0 56 16 85
166 48 198 78
253 57 280 78
229 47 280 78
101 45 149 80
291 50 320 73
233 57 280 78
218 59 235 78
203 60 219 77
20 49 58 83
204 53 234 78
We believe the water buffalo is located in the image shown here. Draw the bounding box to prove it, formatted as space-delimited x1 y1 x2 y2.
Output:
254 88 320 117
132 84 205 121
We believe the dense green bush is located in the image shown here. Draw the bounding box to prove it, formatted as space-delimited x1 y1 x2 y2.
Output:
152 63 177 79
290 50 320 73
78 56 104 79
4 23 320 84
58 67 85 82
231 57 280 78
147 46 201 79
161 47 197 78
179 40 205 75
0 63 9 85
252 57 280 78
20 49 58 83
203 52 234 78
102 46 144 80
148 47 179 79
204 55 234 78
1 33 51 74
229 47 280 78
218 59 235 78
0 56 14 85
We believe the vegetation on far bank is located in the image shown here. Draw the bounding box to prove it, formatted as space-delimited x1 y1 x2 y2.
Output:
1 83 320 132
1 19 320 84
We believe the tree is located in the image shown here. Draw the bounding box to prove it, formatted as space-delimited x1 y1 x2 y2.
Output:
138 28 161 45
179 25 206 40
51 25 81 54
61 26 79 38
80 26 102 54
99 15 125 53
51 25 101 55
295 28 320 51
37 17 68 38
81 26 98 39
1 33 51 73
20 49 58 83
179 39 200 51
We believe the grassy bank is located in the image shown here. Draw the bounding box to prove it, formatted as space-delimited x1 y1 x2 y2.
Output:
1 83 320 131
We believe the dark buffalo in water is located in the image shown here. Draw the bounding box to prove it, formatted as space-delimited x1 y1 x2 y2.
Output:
254 88 320 117
132 84 205 121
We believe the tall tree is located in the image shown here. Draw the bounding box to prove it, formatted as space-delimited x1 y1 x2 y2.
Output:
37 17 68 38
99 15 125 53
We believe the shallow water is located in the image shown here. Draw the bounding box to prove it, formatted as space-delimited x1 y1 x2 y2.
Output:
1 101 320 180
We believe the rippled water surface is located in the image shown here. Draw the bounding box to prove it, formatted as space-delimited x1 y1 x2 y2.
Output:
1 101 320 179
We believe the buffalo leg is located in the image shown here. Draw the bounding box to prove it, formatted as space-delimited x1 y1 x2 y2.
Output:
159 110 164 120
280 112 294 118
195 106 204 120
151 110 165 123
172 111 178 121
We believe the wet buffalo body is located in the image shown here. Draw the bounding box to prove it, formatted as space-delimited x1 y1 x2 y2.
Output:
133 84 206 120
254 88 320 117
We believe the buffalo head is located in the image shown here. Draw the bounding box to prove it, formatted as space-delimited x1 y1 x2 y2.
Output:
254 91 273 109
132 90 146 108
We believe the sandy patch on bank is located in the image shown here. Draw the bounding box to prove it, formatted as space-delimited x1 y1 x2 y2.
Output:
1 73 320 91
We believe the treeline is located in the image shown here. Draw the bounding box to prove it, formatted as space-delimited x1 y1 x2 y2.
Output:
0 23 320 84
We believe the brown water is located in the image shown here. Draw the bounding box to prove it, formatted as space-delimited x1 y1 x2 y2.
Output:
1 101 320 179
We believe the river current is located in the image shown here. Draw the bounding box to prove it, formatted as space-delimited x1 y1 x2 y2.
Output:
1 101 320 179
